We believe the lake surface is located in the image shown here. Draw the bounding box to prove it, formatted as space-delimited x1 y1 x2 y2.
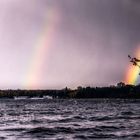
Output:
0 99 140 140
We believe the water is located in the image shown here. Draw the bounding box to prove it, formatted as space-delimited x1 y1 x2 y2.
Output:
0 99 140 139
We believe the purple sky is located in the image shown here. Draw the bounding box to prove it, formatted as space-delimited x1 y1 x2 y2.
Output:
0 0 140 89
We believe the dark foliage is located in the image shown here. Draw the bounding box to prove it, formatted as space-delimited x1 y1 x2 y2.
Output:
0 83 140 99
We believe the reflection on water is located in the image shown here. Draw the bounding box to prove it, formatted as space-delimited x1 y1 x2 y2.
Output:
0 99 139 139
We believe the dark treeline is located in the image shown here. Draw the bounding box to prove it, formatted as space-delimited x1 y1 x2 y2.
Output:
1 82 140 99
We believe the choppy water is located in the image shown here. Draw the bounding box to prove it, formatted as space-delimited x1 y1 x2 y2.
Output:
0 99 140 139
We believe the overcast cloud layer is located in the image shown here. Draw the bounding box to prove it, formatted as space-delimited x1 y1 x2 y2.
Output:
0 0 140 89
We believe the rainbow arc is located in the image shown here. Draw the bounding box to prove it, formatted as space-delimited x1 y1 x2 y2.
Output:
124 46 140 85
23 8 60 89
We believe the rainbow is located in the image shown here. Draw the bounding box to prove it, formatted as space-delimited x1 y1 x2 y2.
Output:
124 46 140 85
23 8 60 89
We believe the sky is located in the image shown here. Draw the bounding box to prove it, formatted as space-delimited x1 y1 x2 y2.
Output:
0 0 140 89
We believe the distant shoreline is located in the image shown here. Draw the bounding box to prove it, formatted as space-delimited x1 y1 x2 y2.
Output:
0 83 140 99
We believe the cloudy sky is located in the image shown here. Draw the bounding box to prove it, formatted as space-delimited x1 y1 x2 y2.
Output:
0 0 140 89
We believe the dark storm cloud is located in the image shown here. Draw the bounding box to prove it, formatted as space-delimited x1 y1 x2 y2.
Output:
59 0 140 47
44 0 140 87
45 0 140 87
